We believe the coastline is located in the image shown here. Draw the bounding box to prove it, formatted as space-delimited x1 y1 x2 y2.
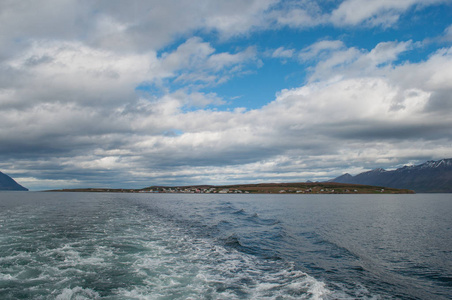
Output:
46 182 415 194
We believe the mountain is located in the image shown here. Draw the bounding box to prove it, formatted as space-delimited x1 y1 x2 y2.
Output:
0 171 28 191
330 159 452 193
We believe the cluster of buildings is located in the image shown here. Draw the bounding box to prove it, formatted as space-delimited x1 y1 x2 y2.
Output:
136 185 366 194
139 187 249 194
279 187 359 193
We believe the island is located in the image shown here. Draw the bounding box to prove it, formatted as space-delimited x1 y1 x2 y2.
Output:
47 182 414 194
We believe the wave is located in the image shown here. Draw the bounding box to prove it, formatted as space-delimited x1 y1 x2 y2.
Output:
54 287 100 300
233 208 247 215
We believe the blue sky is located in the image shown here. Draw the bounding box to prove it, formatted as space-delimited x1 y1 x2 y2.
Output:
0 0 451 190
187 4 452 110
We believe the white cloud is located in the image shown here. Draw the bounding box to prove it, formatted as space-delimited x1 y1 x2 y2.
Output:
444 24 452 41
156 37 259 86
366 40 413 65
207 47 258 71
389 47 452 92
299 40 345 61
330 0 446 27
164 90 225 108
2 40 155 109
274 8 325 28
272 47 295 58
0 0 278 61
159 38 215 75
269 0 447 29
203 0 279 36
304 40 413 82
0 35 257 116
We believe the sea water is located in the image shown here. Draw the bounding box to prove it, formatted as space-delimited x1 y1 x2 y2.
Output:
0 192 450 299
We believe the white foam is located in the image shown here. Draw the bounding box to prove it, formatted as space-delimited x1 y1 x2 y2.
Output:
47 243 108 268
0 273 16 280
111 218 335 300
55 287 100 300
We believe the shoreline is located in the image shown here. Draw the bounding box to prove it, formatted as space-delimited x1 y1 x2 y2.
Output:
46 182 415 194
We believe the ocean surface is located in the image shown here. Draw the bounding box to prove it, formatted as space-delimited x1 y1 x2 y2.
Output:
0 192 451 299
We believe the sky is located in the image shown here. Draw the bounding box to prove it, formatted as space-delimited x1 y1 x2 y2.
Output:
1 0 452 191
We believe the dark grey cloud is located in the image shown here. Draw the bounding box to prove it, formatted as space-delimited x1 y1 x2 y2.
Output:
322 121 452 140
426 90 452 112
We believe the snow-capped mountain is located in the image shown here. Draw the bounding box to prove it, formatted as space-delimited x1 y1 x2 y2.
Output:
330 159 452 193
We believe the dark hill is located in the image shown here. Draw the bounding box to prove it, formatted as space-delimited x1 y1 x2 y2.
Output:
0 172 28 191
330 158 452 193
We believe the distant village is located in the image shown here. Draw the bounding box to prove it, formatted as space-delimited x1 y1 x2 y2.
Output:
139 187 249 194
138 186 363 194
50 183 412 194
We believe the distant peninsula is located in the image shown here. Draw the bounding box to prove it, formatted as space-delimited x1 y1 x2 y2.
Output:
47 182 414 194
0 171 28 191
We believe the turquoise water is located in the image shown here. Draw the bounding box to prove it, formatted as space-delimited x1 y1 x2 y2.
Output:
0 192 451 299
